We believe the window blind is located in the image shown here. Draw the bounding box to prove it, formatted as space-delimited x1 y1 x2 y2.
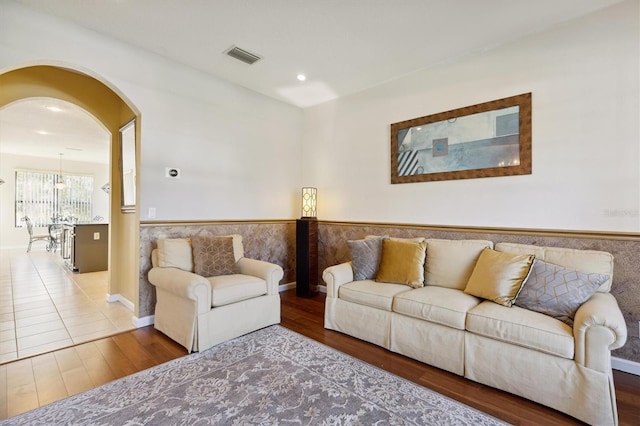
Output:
15 170 94 227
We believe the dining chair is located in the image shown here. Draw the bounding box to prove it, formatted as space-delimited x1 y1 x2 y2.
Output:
48 223 64 253
21 216 52 252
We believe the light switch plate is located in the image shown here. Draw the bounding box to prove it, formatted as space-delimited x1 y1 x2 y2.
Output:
93 232 100 240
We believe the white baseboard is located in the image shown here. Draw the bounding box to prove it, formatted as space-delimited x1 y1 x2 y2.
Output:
612 356 640 376
106 293 147 328
278 282 296 292
133 315 155 328
278 283 327 294
106 293 135 312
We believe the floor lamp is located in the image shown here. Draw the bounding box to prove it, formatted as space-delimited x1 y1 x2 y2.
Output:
296 187 318 297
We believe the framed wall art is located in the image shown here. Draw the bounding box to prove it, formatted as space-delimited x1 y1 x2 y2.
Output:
390 93 532 183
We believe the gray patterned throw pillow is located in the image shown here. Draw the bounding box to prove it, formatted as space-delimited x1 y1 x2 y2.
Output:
192 236 236 277
515 259 608 326
347 237 385 281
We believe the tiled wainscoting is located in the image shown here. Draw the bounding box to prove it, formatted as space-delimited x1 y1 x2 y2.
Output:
138 219 639 366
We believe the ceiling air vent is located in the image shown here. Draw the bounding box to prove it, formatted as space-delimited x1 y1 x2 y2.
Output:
225 45 262 65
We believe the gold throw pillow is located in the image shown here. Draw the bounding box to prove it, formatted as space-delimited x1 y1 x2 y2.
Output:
375 239 427 288
464 248 534 307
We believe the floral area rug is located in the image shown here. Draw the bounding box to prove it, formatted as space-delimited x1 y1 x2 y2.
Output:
2 326 508 425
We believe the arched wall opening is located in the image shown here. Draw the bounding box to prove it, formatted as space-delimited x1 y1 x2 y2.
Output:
0 64 142 317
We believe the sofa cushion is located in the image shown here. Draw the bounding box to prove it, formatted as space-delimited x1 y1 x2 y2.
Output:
339 280 412 311
495 242 614 292
208 274 267 307
464 248 534 307
466 301 574 359
392 286 480 330
376 239 427 288
515 259 608 326
494 242 546 259
156 238 193 271
347 236 385 281
544 247 613 292
192 235 236 277
424 239 493 290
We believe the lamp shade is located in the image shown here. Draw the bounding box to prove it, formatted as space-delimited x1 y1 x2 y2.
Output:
301 187 317 218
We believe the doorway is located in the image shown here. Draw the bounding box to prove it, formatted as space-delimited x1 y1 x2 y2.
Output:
0 97 132 362
0 64 141 362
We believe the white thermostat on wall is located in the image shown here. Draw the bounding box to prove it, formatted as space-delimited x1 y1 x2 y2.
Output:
165 167 181 179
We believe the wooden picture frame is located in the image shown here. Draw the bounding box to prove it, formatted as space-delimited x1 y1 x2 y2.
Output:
390 93 532 183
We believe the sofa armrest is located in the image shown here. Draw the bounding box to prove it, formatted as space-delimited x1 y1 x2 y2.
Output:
573 292 627 373
322 262 354 298
236 257 284 294
148 267 211 314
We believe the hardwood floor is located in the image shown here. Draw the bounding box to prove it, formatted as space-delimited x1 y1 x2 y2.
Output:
0 326 187 420
1 289 639 424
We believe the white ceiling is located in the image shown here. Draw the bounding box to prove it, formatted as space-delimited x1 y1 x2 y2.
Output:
1 0 624 161
0 98 110 164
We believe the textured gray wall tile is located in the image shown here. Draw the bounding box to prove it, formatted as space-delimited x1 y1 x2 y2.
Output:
138 221 639 364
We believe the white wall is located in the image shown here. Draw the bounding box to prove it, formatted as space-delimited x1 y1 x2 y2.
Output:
302 0 640 232
0 153 110 248
0 1 304 222
2 2 637 232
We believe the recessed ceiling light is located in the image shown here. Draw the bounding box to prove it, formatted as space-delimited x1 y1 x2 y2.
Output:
297 74 306 81
46 106 63 112
36 130 49 135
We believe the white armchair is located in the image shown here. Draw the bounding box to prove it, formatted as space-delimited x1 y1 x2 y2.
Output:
148 235 283 352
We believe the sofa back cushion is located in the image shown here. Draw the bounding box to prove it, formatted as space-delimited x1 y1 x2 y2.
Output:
424 239 493 290
156 238 193 271
495 242 614 292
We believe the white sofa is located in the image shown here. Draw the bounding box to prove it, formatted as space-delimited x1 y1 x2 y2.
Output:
323 238 627 425
148 235 283 352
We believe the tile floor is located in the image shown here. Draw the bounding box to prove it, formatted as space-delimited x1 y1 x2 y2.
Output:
0 248 135 364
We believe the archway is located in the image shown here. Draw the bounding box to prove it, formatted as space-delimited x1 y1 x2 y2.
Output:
0 64 141 317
